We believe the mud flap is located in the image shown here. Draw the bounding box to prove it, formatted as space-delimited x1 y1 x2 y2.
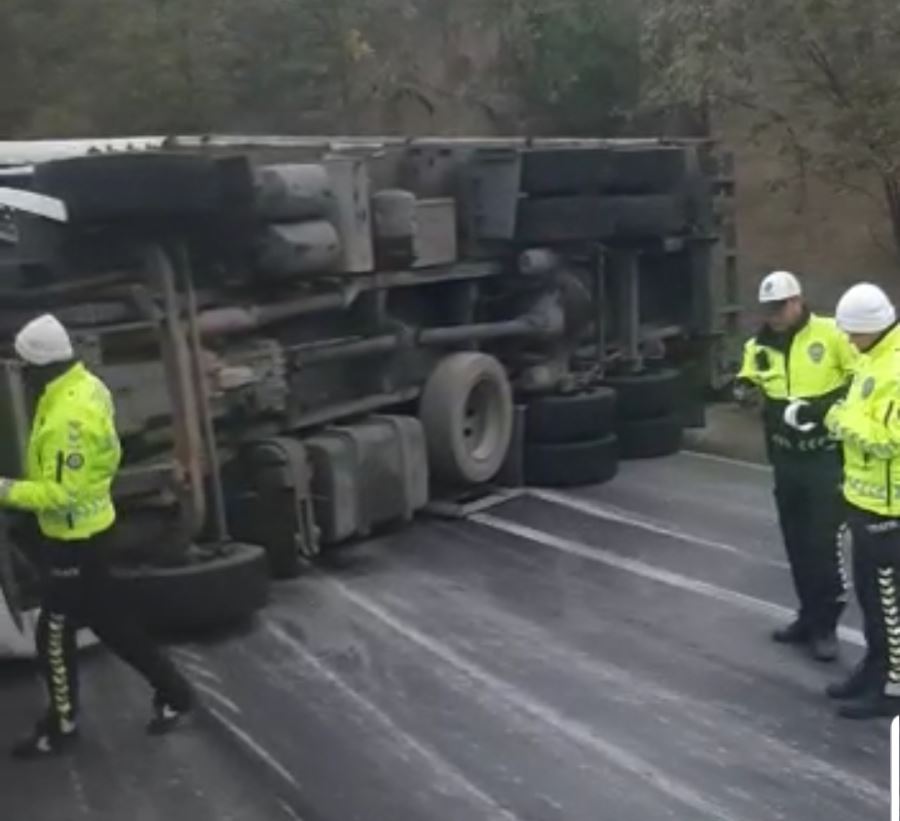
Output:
0 602 37 658
229 438 320 578
0 600 98 658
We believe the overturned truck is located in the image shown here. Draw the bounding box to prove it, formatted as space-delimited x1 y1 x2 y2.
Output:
0 136 739 645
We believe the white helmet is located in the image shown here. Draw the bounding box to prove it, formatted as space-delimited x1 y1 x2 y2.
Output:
759 270 802 303
14 314 73 366
835 283 897 334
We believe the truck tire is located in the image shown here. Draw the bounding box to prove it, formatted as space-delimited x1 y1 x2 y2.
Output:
618 415 683 460
521 147 689 196
112 543 269 635
522 149 614 196
420 353 514 486
524 434 619 488
517 196 617 243
607 148 690 193
611 195 689 238
603 368 682 419
524 387 617 444
33 153 225 225
517 195 688 243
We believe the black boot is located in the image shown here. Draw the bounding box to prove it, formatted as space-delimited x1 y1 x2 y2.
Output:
837 693 900 720
810 630 839 663
10 715 78 760
826 660 877 700
772 618 811 645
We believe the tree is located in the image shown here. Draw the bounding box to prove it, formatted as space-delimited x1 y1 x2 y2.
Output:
487 0 642 134
0 0 643 139
642 0 900 261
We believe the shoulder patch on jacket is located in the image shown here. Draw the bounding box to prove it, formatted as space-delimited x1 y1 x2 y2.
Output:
862 377 876 399
808 342 825 363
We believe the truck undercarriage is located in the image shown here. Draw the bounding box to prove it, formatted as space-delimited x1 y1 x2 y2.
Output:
0 133 739 634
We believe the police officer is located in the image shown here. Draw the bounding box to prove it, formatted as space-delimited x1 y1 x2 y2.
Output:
737 271 855 660
2 314 193 759
825 284 900 719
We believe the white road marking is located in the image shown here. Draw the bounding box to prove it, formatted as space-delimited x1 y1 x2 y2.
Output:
177 658 224 684
264 619 524 821
206 706 301 791
361 570 884 808
472 514 865 649
278 799 305 821
171 647 207 664
191 679 242 716
683 450 772 473
527 488 789 569
327 578 747 821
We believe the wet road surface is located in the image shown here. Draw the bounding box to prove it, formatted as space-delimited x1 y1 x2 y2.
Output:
1 452 889 820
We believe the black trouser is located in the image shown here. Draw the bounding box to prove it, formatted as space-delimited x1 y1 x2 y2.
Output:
772 449 847 634
847 508 900 696
35 527 192 728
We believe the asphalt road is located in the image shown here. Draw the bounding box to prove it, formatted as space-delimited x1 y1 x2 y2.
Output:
0 452 889 821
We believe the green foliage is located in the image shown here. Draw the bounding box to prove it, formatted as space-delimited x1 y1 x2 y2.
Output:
495 0 641 134
0 0 642 138
642 0 900 257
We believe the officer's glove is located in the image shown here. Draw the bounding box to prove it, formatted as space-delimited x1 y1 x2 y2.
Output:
784 399 816 433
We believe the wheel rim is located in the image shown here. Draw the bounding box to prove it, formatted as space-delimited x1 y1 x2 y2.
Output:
463 378 503 464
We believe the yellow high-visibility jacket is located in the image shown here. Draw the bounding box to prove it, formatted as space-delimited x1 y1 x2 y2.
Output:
826 324 900 517
0 362 121 540
738 312 856 454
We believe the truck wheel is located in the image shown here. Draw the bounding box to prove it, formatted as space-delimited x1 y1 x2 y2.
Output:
525 387 617 444
112 543 269 635
521 147 689 196
420 353 514 485
618 414 683 460
517 195 688 243
522 149 614 196
603 368 682 419
524 434 619 488
517 196 617 243
607 148 691 193
33 153 227 225
610 195 689 238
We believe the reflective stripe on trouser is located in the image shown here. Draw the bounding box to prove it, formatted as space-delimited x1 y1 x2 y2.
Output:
880 568 900 697
36 610 77 724
47 614 72 717
848 510 900 695
836 523 850 595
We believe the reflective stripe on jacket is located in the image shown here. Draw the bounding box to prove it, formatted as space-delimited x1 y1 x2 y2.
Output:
0 362 121 540
826 324 900 516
